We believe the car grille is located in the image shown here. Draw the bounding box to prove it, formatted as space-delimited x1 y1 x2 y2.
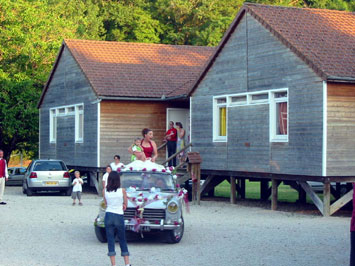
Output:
124 208 165 220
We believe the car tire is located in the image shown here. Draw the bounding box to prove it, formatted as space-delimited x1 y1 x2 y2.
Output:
164 216 184 244
95 225 107 243
26 187 33 197
22 184 26 194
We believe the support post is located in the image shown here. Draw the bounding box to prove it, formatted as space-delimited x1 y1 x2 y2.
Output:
98 172 104 196
271 179 278 211
323 181 331 217
230 176 236 204
239 179 245 199
260 180 269 201
298 183 307 204
196 165 201 205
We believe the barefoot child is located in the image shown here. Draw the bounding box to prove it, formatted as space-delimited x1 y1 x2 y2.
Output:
72 171 83 206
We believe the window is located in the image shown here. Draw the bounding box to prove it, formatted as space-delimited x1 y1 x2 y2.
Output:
75 105 84 143
34 161 66 171
49 109 57 143
213 97 227 141
250 93 268 103
58 108 65 115
49 104 83 143
230 95 247 105
67 106 75 114
270 90 288 142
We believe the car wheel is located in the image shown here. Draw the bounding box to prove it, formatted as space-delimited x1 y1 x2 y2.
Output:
164 216 184 244
26 187 33 197
22 183 26 194
95 225 107 243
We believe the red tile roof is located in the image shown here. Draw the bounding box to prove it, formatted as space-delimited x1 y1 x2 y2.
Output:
64 39 215 98
246 4 355 80
189 4 355 96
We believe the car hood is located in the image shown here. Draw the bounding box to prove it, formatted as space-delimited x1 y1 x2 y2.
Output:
126 191 179 209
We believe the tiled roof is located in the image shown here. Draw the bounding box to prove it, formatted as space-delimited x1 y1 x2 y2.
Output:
189 4 355 96
64 39 215 98
246 4 355 80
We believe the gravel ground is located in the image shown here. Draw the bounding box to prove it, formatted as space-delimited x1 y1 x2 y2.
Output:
0 186 350 266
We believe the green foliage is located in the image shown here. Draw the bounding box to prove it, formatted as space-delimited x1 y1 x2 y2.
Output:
0 77 40 161
151 0 243 46
0 0 352 161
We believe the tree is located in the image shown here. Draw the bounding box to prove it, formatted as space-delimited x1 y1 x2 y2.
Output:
0 0 104 162
0 78 39 162
151 0 243 46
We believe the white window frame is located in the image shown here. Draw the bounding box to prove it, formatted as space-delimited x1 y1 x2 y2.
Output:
49 109 57 143
269 89 288 142
49 103 84 143
75 104 84 143
213 96 228 142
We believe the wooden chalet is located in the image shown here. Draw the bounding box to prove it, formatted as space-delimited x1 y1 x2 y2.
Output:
38 40 214 186
188 4 355 215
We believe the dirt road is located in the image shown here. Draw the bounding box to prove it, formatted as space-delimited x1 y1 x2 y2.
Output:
0 186 350 266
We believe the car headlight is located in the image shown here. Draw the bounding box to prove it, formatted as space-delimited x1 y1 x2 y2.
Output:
167 201 179 213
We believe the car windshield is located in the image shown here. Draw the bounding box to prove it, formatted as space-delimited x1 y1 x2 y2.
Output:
33 161 66 171
121 172 175 191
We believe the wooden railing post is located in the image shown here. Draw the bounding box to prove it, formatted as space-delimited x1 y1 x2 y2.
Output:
162 143 192 165
196 164 201 205
187 152 202 205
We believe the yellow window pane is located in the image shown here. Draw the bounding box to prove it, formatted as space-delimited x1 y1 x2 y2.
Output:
219 107 226 136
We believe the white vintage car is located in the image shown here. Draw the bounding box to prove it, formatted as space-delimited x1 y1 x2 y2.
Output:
94 161 186 244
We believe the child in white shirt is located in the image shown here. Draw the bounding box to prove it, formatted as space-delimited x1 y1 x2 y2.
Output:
72 171 83 206
102 165 112 189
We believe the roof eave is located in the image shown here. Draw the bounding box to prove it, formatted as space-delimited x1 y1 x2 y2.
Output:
326 76 355 84
98 94 188 102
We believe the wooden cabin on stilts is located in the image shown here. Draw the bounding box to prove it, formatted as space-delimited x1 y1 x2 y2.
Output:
187 4 355 216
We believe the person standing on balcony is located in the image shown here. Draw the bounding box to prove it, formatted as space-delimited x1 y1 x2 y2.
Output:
165 121 177 167
176 122 186 165
0 150 9 205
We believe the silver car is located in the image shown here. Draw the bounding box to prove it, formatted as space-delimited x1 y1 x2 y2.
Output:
94 167 185 244
22 159 71 196
6 167 26 186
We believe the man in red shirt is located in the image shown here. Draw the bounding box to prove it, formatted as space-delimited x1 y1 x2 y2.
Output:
165 121 177 167
0 150 9 205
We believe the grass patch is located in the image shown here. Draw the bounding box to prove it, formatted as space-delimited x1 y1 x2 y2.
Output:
214 180 334 203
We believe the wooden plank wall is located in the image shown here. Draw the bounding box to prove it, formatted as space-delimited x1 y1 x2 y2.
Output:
100 100 169 166
39 47 98 167
327 83 355 176
191 13 324 176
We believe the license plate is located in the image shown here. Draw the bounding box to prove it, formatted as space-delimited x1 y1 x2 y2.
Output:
45 181 58 185
126 225 150 232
